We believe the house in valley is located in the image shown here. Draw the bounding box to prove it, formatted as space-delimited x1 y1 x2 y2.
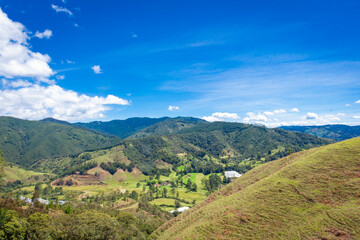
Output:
225 171 242 181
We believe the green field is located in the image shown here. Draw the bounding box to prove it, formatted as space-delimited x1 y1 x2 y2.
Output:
3 165 52 183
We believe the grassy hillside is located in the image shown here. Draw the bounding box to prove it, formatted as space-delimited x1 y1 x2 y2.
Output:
0 116 120 167
75 117 170 138
3 165 49 183
280 124 360 141
154 137 360 239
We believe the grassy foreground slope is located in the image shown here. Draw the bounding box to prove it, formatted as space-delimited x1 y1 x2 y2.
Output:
154 137 360 240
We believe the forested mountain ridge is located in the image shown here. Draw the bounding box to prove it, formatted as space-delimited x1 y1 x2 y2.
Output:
34 121 333 177
280 124 360 141
154 137 360 239
0 116 120 167
74 117 170 138
128 117 207 138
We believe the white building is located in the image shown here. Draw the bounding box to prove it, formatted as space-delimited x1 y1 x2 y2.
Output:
225 171 242 179
169 206 190 213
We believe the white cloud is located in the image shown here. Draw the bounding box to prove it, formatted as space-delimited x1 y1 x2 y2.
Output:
0 8 54 81
74 23 79 28
2 79 33 88
51 4 73 16
91 65 102 74
126 93 132 96
66 59 75 64
354 116 360 119
345 104 351 107
305 112 318 120
0 85 129 121
356 100 360 104
263 109 287 116
168 105 180 111
243 112 268 122
34 29 52 39
202 112 240 122
132 34 138 38
290 108 299 112
263 111 274 116
56 75 65 80
273 109 287 114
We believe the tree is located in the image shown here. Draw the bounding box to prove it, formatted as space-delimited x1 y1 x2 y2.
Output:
0 209 26 240
287 148 292 155
26 213 56 240
191 183 197 192
31 190 40 204
64 205 73 214
162 188 168 198
203 174 222 193
130 191 139 201
174 200 181 208
55 211 121 240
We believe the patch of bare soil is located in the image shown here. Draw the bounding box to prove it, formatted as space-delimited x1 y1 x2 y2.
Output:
51 173 105 186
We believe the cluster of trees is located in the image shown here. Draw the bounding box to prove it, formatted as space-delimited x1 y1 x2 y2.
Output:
0 197 167 240
60 161 97 177
99 161 135 175
202 174 222 193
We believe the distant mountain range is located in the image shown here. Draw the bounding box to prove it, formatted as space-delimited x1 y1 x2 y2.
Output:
280 124 360 141
43 117 360 142
74 117 170 138
2 116 359 169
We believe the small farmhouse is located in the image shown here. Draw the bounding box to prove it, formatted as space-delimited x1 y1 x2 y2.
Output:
169 206 190 213
225 171 242 180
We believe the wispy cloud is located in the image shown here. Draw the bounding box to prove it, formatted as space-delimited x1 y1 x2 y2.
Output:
168 105 180 111
91 65 102 74
34 29 52 39
51 4 73 16
160 56 360 115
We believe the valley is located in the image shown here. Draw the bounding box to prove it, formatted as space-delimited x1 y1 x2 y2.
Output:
0 116 359 239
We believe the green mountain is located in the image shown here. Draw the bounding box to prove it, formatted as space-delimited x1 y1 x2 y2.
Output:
128 117 206 138
280 124 360 141
154 137 360 239
0 116 120 167
37 122 332 176
74 117 170 138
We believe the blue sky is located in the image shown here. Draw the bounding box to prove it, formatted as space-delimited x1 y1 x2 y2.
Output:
0 0 359 125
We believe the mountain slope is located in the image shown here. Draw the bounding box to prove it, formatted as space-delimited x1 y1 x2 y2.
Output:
280 124 360 141
0 116 120 167
38 122 332 176
154 137 360 239
75 117 170 138
128 117 206 138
